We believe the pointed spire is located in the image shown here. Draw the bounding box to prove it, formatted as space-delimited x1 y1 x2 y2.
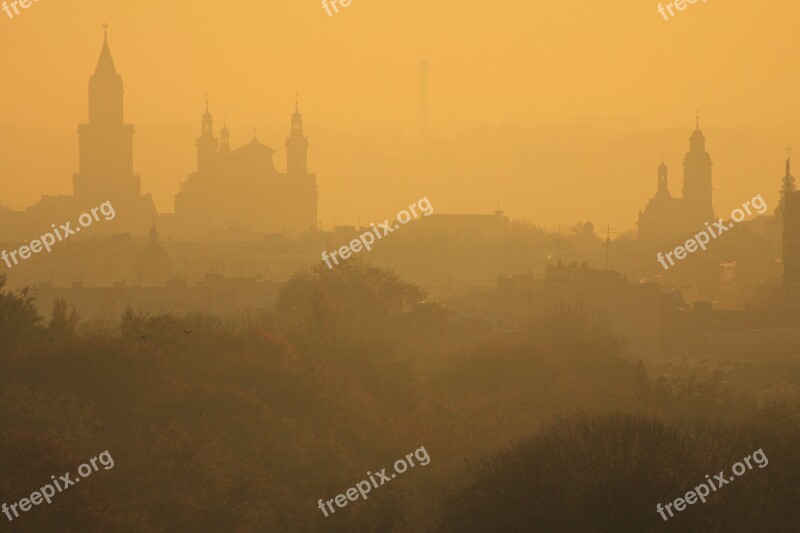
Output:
657 155 670 198
202 93 212 120
290 94 304 134
94 24 117 76
782 147 796 204
689 112 705 149
220 119 230 154
199 96 214 137
286 94 308 174
292 93 302 120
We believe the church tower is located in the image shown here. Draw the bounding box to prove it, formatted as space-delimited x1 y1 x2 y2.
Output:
219 122 231 157
779 153 796 214
286 96 308 175
74 28 140 201
682 116 714 225
196 98 219 172
783 157 800 317
656 157 671 198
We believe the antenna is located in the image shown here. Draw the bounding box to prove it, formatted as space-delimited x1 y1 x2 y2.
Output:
602 224 617 270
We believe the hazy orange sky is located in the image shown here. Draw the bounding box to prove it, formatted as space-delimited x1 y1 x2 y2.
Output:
2 0 800 232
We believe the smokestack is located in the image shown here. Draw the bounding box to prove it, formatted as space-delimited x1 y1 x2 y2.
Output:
419 59 428 139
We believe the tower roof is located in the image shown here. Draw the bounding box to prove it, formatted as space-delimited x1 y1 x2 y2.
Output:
292 93 302 120
94 27 118 77
202 95 213 121
658 153 668 174
691 111 705 142
783 152 795 196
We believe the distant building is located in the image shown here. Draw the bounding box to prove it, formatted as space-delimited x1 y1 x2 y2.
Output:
489 261 662 358
135 226 172 286
637 120 714 241
25 30 158 235
173 97 318 236
4 31 318 242
410 211 512 242
34 274 283 322
782 157 800 315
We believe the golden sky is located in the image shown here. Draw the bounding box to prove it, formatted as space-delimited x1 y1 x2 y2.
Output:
1 0 799 231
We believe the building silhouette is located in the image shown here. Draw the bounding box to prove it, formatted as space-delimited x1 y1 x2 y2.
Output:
10 31 317 240
173 96 318 236
637 119 714 241
782 156 800 316
26 30 158 235
135 225 173 286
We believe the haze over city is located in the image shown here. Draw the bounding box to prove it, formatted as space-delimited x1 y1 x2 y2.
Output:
2 0 800 231
3 1 800 531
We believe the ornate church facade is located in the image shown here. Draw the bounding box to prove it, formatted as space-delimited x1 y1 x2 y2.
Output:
172 99 318 236
637 121 715 241
9 31 317 241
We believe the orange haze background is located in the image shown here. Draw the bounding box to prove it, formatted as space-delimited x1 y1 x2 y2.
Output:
1 0 800 232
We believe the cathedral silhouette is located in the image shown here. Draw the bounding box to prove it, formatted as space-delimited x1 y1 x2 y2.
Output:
172 96 318 236
16 30 318 239
637 118 715 241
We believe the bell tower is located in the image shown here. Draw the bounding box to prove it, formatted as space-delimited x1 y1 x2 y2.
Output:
682 114 714 225
196 97 219 173
74 27 140 201
286 95 309 175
